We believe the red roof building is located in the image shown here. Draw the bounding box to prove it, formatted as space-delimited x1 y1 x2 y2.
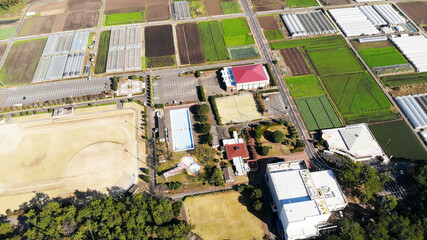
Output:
221 64 270 92
224 143 250 160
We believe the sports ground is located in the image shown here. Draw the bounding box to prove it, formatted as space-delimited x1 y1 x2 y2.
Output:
0 108 139 213
215 93 262 123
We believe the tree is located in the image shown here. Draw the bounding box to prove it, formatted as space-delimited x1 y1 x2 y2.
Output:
252 199 263 211
197 123 211 134
199 134 213 145
271 131 285 143
195 104 210 115
259 146 269 156
339 218 365 240
251 188 262 199
208 168 225 186
294 139 306 148
0 223 13 239
191 144 216 165
279 119 286 125
167 181 182 190
254 125 263 140
198 115 209 123
111 77 119 91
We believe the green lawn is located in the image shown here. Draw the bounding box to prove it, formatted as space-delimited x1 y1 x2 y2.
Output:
358 47 408 68
0 26 17 40
308 47 364 76
264 30 283 40
220 1 242 14
285 0 318 8
103 12 144 26
295 95 342 131
369 120 427 161
381 72 427 86
229 46 260 60
95 31 110 74
284 75 324 98
221 18 254 47
270 35 347 50
199 21 229 61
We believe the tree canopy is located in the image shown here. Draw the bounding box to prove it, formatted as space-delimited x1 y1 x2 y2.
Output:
271 131 285 143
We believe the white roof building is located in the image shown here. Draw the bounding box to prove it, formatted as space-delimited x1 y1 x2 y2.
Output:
329 8 379 37
170 108 194 151
395 94 427 130
322 123 388 162
266 161 347 240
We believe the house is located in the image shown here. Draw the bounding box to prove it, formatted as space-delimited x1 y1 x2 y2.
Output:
223 131 250 176
266 161 347 240
223 166 235 183
321 123 388 162
221 64 270 92
155 111 168 143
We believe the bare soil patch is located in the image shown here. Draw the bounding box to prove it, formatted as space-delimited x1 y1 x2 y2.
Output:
258 15 278 30
0 44 7 60
17 15 56 37
280 48 312 76
387 82 427 97
52 13 67 32
146 4 170 22
351 39 392 50
63 10 98 31
250 0 287 11
145 25 175 57
176 23 205 65
146 0 168 6
105 0 146 12
206 0 223 16
320 0 350 6
29 0 67 12
397 2 427 25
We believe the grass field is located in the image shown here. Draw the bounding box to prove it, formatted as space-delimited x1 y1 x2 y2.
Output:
264 29 283 40
229 46 260 59
103 12 145 26
308 47 364 76
0 26 17 40
220 1 242 14
285 0 318 8
95 31 110 74
369 120 427 161
284 75 324 98
221 18 255 47
270 35 346 50
381 72 427 86
147 55 175 68
216 93 262 123
199 21 229 61
0 109 138 214
295 95 342 130
189 0 207 18
184 191 265 240
358 47 408 68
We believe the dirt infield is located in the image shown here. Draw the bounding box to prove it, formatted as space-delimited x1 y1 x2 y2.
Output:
281 48 312 76
145 25 175 57
250 0 287 11
258 15 278 30
320 0 350 5
63 10 99 31
0 44 7 60
206 0 223 16
397 2 427 25
17 15 56 37
146 4 170 22
0 109 138 213
176 23 205 65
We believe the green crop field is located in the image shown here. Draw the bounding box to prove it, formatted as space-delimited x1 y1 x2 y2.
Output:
321 71 397 123
270 35 346 50
381 72 427 86
308 47 364 76
103 12 145 26
229 46 259 59
285 0 318 8
285 75 324 98
220 1 242 14
369 120 427 161
295 95 342 131
221 18 254 47
199 21 229 61
358 47 407 68
0 26 17 40
264 30 283 40
95 31 110 74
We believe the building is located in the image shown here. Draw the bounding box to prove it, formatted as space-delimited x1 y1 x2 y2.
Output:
223 131 250 175
223 166 235 183
266 161 347 240
169 108 194 151
155 111 168 143
395 94 427 130
221 64 270 92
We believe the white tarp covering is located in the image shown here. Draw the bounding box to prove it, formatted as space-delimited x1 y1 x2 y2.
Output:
329 8 379 36
391 35 427 72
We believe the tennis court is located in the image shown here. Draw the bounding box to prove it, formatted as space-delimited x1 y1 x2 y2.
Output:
216 93 262 124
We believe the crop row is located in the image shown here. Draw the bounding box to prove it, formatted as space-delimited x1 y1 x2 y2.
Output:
199 21 229 61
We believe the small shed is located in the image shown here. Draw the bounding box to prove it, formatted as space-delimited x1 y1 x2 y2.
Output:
223 166 235 183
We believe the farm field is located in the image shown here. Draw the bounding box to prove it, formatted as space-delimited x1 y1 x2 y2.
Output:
0 38 47 86
176 23 206 65
187 0 208 18
258 15 279 30
369 120 427 161
17 15 56 37
215 93 262 123
103 11 145 26
105 0 146 13
280 48 311 76
229 46 259 60
0 109 138 214
250 0 287 11
0 44 7 60
264 30 283 40
145 25 175 57
0 26 17 40
295 95 342 130
321 71 397 123
319 0 350 5
199 21 229 61
184 191 266 240
221 18 254 47
397 2 427 26
146 55 175 68
95 31 110 74
307 47 364 76
285 75 324 98
285 0 318 8
351 39 392 50
146 0 170 22
381 72 427 86
270 35 347 50
220 1 241 14
63 10 99 31
358 47 408 68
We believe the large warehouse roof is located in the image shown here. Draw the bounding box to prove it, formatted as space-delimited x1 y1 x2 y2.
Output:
231 64 269 84
329 8 379 36
395 95 427 129
280 11 335 37
170 108 194 151
391 35 427 72
373 4 406 25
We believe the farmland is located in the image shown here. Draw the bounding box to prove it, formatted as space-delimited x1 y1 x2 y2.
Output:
285 0 318 8
250 0 287 11
229 46 259 60
199 21 229 61
63 10 99 31
318 0 350 5
146 0 170 22
369 120 427 161
18 15 56 37
307 47 364 76
145 25 175 57
0 44 7 60
188 0 207 18
280 48 312 76
95 31 110 74
105 0 146 13
0 26 16 40
270 35 347 50
221 18 254 47
176 23 206 65
103 11 145 26
220 1 241 14
0 38 47 86
397 2 427 26
381 72 427 86
264 30 283 40
295 95 342 130
358 47 408 68
285 75 324 98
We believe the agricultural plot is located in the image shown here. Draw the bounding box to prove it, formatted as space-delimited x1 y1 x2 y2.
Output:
221 18 254 47
319 0 350 5
205 0 221 16
0 38 47 86
295 95 342 130
397 2 427 26
176 23 206 65
270 35 347 50
0 44 7 60
95 31 110 74
173 1 191 19
258 15 283 40
264 30 283 40
285 75 324 98
215 93 262 124
381 72 427 86
358 47 408 68
280 48 312 76
307 47 364 76
63 10 99 31
321 71 396 123
145 25 175 67
199 21 229 61
107 27 142 72
105 0 146 14
17 15 56 37
250 0 287 11
0 26 17 40
369 120 427 161
220 1 241 14
187 0 208 18
103 12 145 26
285 0 318 8
146 0 170 22
229 46 259 60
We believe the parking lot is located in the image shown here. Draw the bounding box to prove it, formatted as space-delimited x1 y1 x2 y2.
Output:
200 71 225 96
263 92 288 118
153 75 199 104
381 170 410 200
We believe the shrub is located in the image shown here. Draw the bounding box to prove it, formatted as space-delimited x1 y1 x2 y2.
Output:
254 125 263 140
198 86 206 102
112 76 119 91
272 131 285 143
255 93 266 114
199 134 213 145
252 199 263 211
139 175 149 183
196 115 209 123
259 146 269 156
251 188 262 199
197 123 211 134
208 96 222 125
196 104 210 115
167 181 182 190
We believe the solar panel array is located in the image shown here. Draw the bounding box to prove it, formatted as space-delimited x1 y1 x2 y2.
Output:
106 26 142 72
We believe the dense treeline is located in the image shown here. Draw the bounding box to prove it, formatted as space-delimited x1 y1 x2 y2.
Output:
0 193 192 239
0 0 24 13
